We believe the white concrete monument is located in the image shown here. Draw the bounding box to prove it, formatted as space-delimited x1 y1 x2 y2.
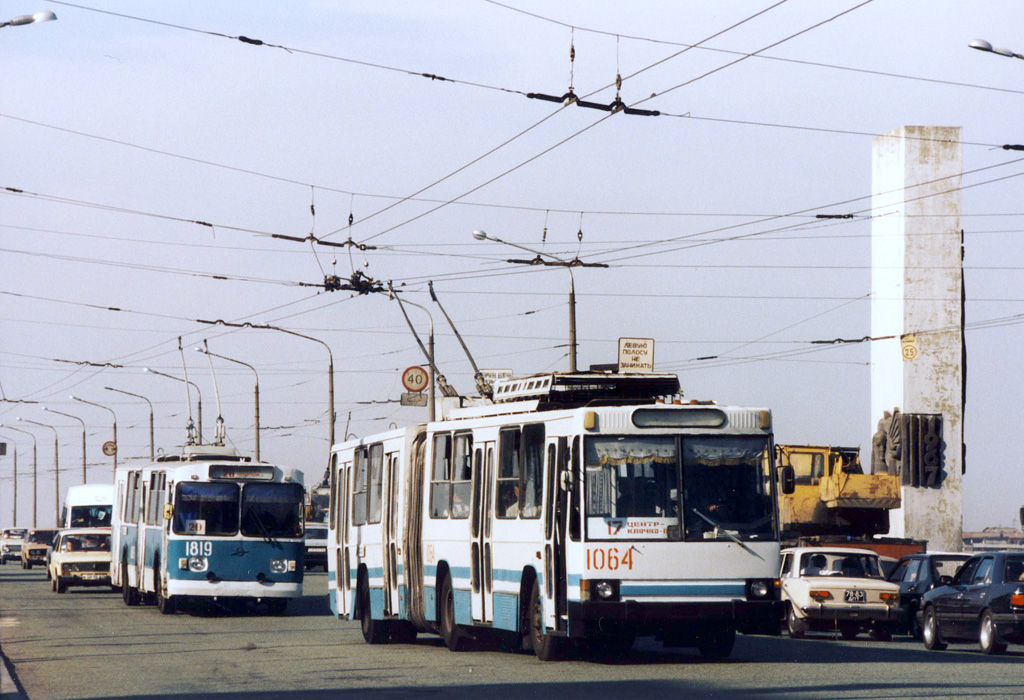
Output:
870 126 964 552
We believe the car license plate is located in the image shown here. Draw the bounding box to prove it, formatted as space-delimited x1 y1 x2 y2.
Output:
844 589 866 603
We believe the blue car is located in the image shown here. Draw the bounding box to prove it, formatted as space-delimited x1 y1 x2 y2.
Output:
919 551 1024 655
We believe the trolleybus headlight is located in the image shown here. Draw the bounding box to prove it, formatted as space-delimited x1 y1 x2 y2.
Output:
269 559 296 574
746 579 776 600
581 579 620 602
187 556 208 573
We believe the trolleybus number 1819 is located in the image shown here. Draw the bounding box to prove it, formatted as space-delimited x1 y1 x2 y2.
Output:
586 547 635 571
185 541 213 557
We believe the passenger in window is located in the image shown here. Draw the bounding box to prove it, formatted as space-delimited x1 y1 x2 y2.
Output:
498 484 519 518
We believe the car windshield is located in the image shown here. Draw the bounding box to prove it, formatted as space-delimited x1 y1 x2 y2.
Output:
241 482 304 539
69 505 112 528
173 482 240 536
3 529 27 539
799 551 883 578
60 533 110 552
584 435 775 541
28 531 57 544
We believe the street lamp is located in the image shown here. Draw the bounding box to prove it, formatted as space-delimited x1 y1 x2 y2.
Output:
43 407 86 485
0 435 19 526
0 10 56 28
195 345 260 461
104 387 154 461
144 368 202 444
471 229 608 373
968 39 1024 60
18 418 59 525
71 396 117 479
1 424 37 527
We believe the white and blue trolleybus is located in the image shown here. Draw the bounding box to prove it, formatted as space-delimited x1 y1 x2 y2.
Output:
327 372 784 659
111 445 305 614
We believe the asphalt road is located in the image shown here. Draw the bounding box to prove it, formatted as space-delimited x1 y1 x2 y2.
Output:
2 566 1023 700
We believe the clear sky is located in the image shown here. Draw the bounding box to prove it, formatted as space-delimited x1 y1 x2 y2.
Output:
2 1 1022 531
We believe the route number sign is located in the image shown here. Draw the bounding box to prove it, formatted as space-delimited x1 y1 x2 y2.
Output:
102 440 117 456
402 366 429 393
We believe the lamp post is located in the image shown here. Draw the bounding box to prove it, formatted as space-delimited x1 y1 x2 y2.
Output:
0 10 56 28
471 229 608 373
195 346 261 460
1 424 36 527
18 418 59 525
71 396 117 479
144 368 202 444
0 436 18 526
104 387 154 461
969 39 1024 60
43 407 86 484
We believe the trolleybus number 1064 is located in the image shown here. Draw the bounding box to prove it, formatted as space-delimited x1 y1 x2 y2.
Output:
586 547 635 571
185 541 213 557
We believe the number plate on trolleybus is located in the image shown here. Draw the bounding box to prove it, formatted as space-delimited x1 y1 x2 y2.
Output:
844 589 866 603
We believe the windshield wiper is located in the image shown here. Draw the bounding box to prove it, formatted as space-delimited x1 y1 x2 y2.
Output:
243 507 282 548
691 509 763 560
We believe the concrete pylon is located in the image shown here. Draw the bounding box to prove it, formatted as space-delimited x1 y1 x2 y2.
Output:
870 126 963 552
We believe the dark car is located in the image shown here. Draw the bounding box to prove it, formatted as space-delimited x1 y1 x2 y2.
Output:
886 552 970 637
304 525 328 571
919 551 1024 654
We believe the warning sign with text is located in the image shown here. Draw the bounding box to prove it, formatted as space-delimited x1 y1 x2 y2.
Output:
618 337 655 373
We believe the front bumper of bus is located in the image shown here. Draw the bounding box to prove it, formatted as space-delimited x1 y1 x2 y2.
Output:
166 578 302 599
568 599 782 636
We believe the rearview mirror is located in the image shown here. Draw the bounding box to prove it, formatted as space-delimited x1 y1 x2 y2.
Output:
780 465 796 495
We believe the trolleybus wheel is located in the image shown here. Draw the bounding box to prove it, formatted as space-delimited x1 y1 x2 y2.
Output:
122 563 140 606
439 575 468 652
697 624 736 659
359 577 388 644
155 562 176 615
528 579 564 661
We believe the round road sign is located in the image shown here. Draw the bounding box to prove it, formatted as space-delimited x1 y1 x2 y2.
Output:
402 366 429 393
102 440 117 457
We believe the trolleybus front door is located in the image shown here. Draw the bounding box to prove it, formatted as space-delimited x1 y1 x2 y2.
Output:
546 437 569 631
383 452 401 616
470 442 494 622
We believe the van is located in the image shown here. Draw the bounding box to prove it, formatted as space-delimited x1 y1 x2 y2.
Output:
61 484 114 529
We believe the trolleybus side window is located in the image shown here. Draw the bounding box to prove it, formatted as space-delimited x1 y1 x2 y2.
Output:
430 434 453 518
451 434 473 519
353 447 368 526
497 428 521 519
173 482 240 536
368 443 384 525
241 482 304 538
521 424 544 519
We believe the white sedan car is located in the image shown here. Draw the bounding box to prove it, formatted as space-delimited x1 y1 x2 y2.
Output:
781 547 901 640
48 529 112 593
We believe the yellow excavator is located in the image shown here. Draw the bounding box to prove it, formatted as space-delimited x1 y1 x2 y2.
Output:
776 445 901 538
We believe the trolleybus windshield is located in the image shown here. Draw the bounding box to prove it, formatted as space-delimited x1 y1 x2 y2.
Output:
241 482 304 539
584 435 774 541
173 482 240 536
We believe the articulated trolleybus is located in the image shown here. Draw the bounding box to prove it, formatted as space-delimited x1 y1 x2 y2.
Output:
111 445 305 614
327 372 783 660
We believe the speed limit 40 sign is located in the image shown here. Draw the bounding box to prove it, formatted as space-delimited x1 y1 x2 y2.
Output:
402 366 429 393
